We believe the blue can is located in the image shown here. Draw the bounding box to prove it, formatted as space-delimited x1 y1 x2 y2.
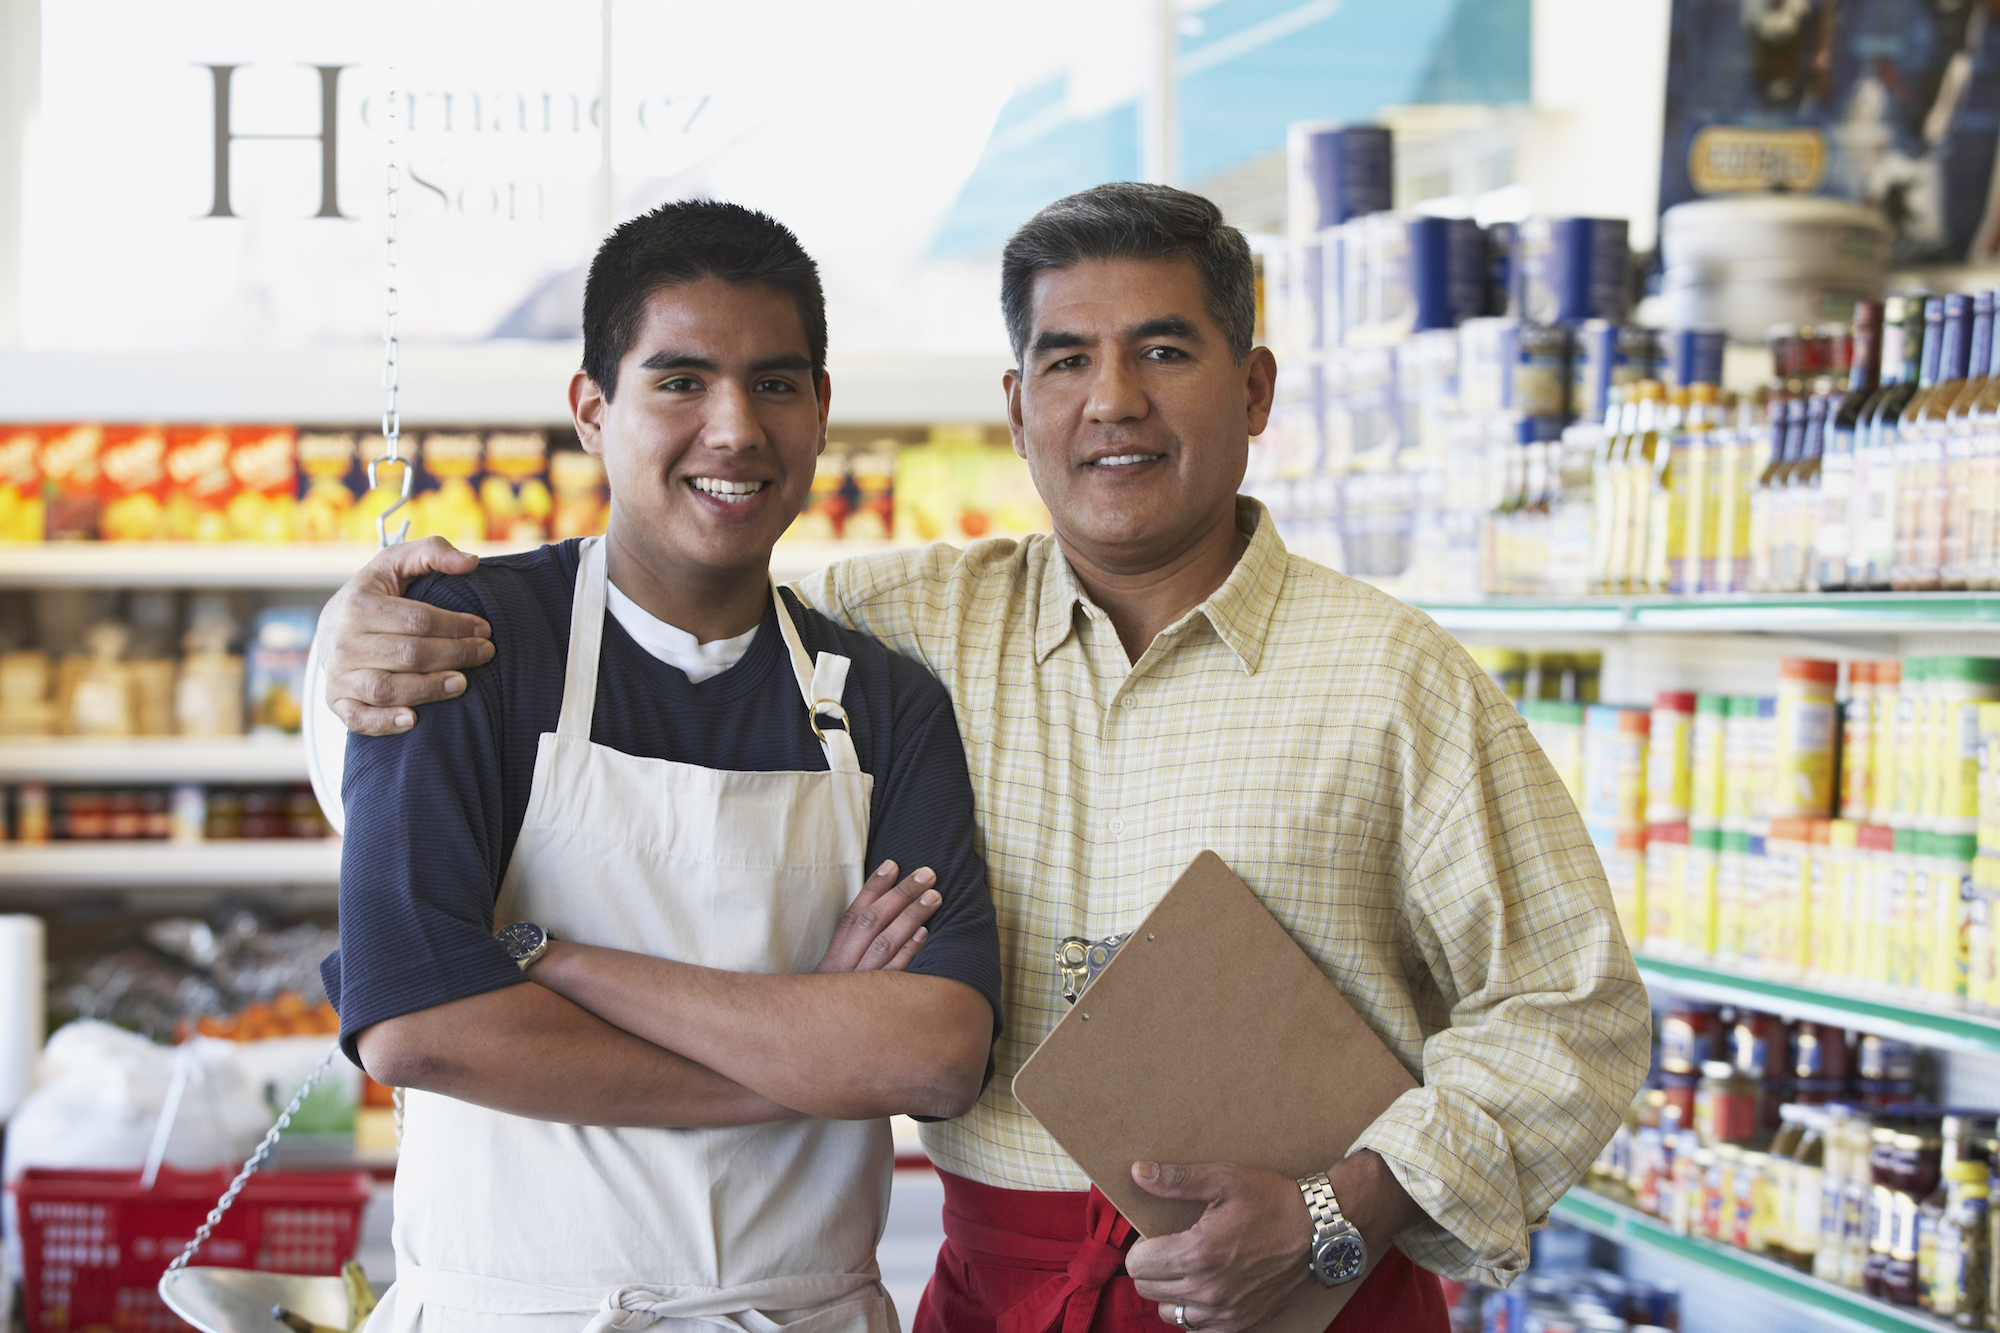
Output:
1484 222 1518 318
1287 123 1394 236
1511 323 1571 419
1516 217 1631 325
1664 326 1727 387
1408 216 1488 332
1573 323 1661 423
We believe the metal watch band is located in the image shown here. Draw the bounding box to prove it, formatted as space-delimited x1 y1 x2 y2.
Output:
1298 1171 1343 1235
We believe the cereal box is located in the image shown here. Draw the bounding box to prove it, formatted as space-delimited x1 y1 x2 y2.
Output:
480 431 551 544
39 424 105 541
0 426 44 542
226 426 297 541
550 449 608 539
414 432 486 546
98 425 171 541
164 425 237 541
293 431 361 541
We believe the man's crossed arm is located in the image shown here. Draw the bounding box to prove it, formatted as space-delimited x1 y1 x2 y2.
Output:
357 858 991 1127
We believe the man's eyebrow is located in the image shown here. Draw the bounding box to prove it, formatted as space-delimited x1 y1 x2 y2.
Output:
1130 315 1201 342
1030 329 1089 356
748 353 813 373
639 350 719 373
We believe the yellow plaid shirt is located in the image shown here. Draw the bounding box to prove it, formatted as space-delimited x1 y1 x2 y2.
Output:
794 497 1649 1286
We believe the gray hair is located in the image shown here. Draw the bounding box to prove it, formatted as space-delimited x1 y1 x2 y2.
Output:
1000 183 1256 367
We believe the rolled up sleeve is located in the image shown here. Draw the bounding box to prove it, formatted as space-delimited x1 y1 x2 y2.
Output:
1352 688 1651 1286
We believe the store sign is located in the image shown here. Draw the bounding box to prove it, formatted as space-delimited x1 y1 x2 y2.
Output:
21 2 1012 357
22 3 748 349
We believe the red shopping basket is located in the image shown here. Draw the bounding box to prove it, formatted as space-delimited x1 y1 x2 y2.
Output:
14 1165 371 1332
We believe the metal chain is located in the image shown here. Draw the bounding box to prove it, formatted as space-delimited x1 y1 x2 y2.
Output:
369 70 412 548
165 1042 341 1273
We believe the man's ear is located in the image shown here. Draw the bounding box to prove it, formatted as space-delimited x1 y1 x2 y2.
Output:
1004 368 1027 460
571 371 608 456
1243 347 1278 440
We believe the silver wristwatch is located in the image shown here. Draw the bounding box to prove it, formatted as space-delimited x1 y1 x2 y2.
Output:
1297 1172 1366 1288
495 921 552 971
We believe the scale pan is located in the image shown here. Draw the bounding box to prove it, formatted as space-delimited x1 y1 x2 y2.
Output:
159 1267 353 1333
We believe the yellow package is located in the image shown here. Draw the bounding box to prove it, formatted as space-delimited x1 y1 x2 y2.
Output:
550 450 608 539
413 432 486 546
481 431 551 545
294 432 360 542
0 426 42 541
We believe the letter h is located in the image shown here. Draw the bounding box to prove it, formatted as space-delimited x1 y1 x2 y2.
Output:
204 64 353 219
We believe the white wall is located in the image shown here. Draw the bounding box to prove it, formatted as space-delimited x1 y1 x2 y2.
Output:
1523 0 1673 250
0 0 36 346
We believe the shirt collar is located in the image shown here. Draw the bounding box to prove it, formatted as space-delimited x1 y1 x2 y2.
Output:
1032 495 1288 673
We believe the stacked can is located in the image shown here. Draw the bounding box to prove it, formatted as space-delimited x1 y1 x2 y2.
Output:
1585 703 1652 945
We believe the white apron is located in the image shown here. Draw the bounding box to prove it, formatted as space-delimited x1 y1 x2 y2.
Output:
372 536 894 1333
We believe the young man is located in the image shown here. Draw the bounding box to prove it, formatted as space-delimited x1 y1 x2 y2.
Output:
322 201 1000 1333
316 185 1650 1333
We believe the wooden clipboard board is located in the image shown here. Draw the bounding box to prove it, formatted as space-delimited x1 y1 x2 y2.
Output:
1012 852 1419 1333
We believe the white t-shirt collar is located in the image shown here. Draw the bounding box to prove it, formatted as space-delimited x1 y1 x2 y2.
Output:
605 580 761 684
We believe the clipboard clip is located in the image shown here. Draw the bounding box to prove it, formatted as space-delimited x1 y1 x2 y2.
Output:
1055 933 1129 1004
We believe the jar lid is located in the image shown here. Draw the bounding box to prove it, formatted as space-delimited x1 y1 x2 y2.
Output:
1895 828 1921 853
1697 692 1729 714
1779 657 1839 684
1656 690 1697 712
1523 699 1585 724
1469 647 1526 671
1701 1059 1737 1078
1949 1160 1987 1182
1877 660 1902 683
1850 660 1878 685
1937 833 1978 861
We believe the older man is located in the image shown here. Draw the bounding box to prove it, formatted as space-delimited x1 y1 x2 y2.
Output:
313 183 1650 1333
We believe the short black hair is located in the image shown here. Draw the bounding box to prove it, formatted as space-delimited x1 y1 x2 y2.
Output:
1000 183 1255 367
581 200 827 400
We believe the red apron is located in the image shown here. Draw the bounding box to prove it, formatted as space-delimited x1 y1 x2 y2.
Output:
912 1171 1449 1333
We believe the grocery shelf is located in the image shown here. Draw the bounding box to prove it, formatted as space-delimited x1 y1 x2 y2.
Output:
1553 1189 1945 1333
0 839 341 889
1634 954 2000 1058
1412 593 2000 635
0 736 308 783
0 539 913 588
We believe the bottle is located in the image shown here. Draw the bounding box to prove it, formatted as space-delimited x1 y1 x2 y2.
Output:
1893 297 1952 589
1821 299 1884 590
1617 381 1667 593
1588 385 1632 593
1789 1107 1828 1273
1965 293 2000 589
1911 293 1978 590
1934 1161 1988 1317
1862 296 1932 589
1769 1106 1808 1259
1667 384 1719 595
1643 386 1691 593
1943 292 1995 587
1782 383 1833 590
1750 389 1797 592
1705 391 1743 592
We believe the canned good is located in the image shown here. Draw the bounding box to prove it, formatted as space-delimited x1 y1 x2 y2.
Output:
1929 658 2000 835
1647 690 1697 824
1773 657 1839 817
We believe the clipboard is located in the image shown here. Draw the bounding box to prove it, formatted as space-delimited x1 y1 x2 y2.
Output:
1011 851 1420 1333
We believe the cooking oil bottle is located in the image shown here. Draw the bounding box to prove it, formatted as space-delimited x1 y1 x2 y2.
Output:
1907 293 1975 590
1891 296 1950 590
1665 383 1719 595
1940 291 1994 588
1818 299 1883 591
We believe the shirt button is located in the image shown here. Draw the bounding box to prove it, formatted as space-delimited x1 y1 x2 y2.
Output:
1110 817 1125 835
1121 694 1138 712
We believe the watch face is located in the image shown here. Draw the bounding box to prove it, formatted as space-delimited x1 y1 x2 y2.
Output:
496 922 545 961
1313 1234 1366 1286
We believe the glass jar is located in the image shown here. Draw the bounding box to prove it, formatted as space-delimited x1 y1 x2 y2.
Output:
1695 1059 1759 1145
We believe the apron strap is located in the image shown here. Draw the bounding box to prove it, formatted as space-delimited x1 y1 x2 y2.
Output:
772 583 861 776
556 536 609 740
